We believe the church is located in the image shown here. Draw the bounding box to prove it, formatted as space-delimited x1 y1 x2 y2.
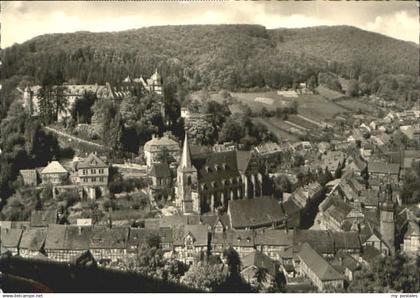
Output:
175 134 264 215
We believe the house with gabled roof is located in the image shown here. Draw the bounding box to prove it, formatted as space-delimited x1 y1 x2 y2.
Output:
143 134 180 168
19 169 39 186
402 220 419 256
241 250 278 290
44 225 93 263
89 226 129 265
41 161 69 185
212 229 256 259
255 229 294 260
297 242 345 291
0 228 23 255
368 161 400 185
293 230 335 257
172 224 209 265
76 152 109 200
19 227 47 258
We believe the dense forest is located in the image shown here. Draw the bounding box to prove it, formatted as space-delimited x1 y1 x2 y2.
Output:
1 25 419 120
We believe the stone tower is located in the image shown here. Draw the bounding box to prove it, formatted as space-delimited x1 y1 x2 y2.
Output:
23 86 33 115
380 183 395 255
176 134 199 214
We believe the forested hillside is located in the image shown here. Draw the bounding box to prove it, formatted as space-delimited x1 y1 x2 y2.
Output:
1 24 419 120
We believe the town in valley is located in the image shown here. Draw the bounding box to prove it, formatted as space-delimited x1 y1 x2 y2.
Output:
0 2 419 294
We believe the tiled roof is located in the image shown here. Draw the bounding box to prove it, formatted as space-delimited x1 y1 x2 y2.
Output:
368 162 400 174
200 214 230 229
360 245 381 263
20 228 47 251
241 250 277 276
144 135 179 152
282 199 301 216
77 153 107 169
298 242 345 281
192 151 240 184
44 225 66 250
228 197 286 229
65 226 93 250
330 231 361 250
255 229 294 246
225 229 255 247
0 228 23 248
159 215 201 227
45 225 93 250
90 227 129 249
172 224 208 246
405 221 420 238
30 209 57 227
294 230 335 255
236 151 252 173
41 161 68 174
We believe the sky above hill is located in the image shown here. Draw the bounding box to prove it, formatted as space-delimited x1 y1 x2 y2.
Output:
1 1 418 48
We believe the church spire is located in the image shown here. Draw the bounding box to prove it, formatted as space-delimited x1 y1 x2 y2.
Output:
180 133 192 169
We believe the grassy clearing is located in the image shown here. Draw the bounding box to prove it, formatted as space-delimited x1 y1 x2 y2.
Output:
253 117 300 142
296 94 347 121
231 91 294 112
335 97 378 113
287 114 319 130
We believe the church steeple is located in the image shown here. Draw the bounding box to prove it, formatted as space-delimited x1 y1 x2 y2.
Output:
179 134 193 170
176 133 199 214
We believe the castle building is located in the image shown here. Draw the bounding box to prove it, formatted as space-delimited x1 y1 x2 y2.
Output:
176 135 263 215
379 183 396 255
146 69 163 95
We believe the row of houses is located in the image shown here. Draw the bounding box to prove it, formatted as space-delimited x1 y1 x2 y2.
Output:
19 153 109 200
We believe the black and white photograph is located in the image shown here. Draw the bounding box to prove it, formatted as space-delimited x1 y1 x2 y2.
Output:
0 0 419 294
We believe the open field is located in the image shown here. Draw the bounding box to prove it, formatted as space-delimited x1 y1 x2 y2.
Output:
230 91 294 112
253 117 301 142
190 90 295 113
296 94 348 121
287 114 319 130
335 97 378 113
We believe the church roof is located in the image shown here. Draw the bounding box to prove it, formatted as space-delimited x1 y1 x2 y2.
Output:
179 134 194 170
192 151 240 183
